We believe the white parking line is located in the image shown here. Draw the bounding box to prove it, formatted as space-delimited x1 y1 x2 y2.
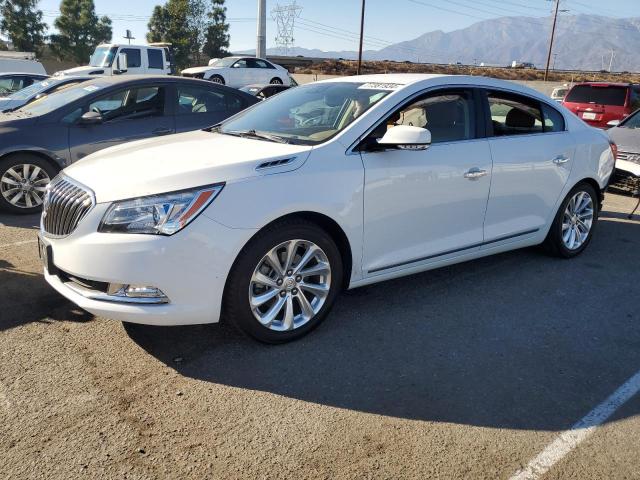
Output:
509 369 640 480
0 239 38 249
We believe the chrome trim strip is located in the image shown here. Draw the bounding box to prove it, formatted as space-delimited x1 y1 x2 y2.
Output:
63 281 170 305
367 228 539 274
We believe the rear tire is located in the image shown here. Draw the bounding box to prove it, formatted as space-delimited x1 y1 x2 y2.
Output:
543 182 599 258
270 77 284 85
209 75 225 85
0 154 58 214
223 219 343 344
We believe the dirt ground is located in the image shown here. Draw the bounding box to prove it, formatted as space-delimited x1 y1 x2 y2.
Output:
1 193 639 479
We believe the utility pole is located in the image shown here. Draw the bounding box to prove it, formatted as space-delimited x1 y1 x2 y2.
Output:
357 0 366 75
552 53 558 70
544 0 560 81
123 29 135 45
257 0 266 59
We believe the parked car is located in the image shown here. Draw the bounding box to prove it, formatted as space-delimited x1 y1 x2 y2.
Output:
38 74 615 343
54 43 174 77
550 84 569 103
0 53 47 75
0 72 48 95
240 83 292 100
0 76 92 112
606 109 640 189
181 56 290 88
0 75 258 213
562 82 640 129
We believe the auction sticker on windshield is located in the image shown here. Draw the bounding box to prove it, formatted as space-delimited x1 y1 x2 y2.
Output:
358 83 401 90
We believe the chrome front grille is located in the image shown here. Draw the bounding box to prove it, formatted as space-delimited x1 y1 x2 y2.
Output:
617 151 640 165
42 176 95 237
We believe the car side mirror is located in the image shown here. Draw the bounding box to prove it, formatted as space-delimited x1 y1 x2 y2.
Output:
377 125 432 150
79 111 103 125
114 52 128 74
606 119 621 128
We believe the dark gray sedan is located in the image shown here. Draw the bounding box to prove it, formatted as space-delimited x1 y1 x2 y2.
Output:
0 75 258 213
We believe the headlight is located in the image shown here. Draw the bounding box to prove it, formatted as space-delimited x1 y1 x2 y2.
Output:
98 184 224 235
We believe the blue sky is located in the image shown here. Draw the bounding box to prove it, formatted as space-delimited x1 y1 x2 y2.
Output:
29 0 640 52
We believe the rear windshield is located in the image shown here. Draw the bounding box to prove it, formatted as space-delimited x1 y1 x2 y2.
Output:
565 85 627 106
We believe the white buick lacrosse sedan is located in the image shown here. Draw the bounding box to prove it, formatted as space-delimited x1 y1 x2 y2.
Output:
40 74 615 343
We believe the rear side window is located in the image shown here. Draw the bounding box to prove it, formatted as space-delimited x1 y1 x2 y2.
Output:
148 49 164 69
542 103 565 132
177 85 241 114
487 91 543 136
121 48 142 68
565 85 627 106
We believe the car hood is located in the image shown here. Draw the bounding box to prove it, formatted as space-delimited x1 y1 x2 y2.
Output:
0 98 24 112
56 66 106 76
181 65 216 74
608 126 640 152
64 130 312 203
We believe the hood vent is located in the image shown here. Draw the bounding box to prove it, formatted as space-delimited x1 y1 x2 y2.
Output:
256 157 296 170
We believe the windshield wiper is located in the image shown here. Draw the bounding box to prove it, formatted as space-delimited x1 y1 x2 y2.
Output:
223 129 290 144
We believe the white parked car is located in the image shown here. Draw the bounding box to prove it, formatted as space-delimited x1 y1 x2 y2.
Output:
181 56 290 88
39 74 615 343
55 43 173 77
0 52 47 75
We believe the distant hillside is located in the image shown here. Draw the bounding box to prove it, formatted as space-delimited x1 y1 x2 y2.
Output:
239 14 640 72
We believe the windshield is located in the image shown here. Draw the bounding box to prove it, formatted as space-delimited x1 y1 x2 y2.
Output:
565 85 627 106
8 79 56 100
89 46 117 67
220 82 394 145
211 57 241 68
19 82 107 116
620 109 640 128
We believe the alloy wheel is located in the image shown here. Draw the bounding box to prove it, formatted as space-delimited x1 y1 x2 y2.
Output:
0 163 51 209
562 190 594 250
248 239 332 331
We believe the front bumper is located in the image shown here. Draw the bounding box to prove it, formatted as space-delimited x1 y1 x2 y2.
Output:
41 203 256 326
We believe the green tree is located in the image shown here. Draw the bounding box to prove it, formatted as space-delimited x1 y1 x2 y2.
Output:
50 0 112 63
203 0 229 59
0 0 47 53
147 0 192 69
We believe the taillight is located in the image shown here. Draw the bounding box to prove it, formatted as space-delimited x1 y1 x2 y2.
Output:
609 141 618 162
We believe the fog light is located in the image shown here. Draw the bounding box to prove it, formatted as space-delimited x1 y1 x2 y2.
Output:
123 285 167 299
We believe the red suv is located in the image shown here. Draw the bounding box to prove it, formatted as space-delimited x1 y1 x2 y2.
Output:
562 82 640 129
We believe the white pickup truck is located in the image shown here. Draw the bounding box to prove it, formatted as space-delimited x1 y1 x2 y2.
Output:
54 43 174 77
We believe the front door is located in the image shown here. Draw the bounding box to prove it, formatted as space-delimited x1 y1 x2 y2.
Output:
481 89 574 243
360 88 492 275
69 85 174 162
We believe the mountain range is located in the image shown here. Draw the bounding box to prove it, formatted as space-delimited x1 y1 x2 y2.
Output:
239 14 640 72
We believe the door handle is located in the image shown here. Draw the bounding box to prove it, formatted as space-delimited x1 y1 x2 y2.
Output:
464 167 488 180
553 155 569 165
153 128 172 136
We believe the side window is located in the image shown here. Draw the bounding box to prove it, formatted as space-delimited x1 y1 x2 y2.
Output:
177 85 233 114
488 91 543 136
254 59 272 69
541 103 565 132
88 86 164 121
232 59 248 69
147 49 164 69
385 90 475 144
121 48 142 68
630 87 640 112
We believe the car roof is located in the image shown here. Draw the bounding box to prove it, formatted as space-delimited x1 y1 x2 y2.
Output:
572 82 638 87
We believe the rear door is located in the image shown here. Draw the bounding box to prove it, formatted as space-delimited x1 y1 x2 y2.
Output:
228 58 250 87
482 89 574 244
174 83 248 133
68 84 175 161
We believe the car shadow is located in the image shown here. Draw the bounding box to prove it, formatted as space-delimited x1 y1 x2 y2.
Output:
0 258 93 331
125 216 640 431
0 212 40 230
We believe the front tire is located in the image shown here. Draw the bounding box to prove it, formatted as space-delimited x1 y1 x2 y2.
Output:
0 154 58 214
543 182 598 258
209 75 225 85
224 219 343 344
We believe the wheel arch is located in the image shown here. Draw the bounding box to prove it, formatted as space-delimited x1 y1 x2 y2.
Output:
0 149 63 175
226 210 354 292
573 176 604 209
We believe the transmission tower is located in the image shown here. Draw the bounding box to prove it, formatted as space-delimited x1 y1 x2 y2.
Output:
271 1 302 55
